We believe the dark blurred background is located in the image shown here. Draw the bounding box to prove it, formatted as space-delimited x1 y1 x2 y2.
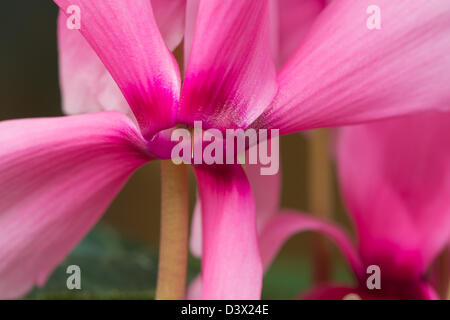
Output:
0 2 354 299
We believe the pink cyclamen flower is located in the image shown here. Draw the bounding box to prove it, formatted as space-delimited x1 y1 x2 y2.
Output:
257 112 450 300
1 0 450 299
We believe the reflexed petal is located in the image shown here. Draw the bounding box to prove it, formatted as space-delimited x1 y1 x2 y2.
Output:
0 112 151 298
254 0 450 134
55 0 181 138
259 211 362 276
179 0 277 130
195 164 262 299
336 112 450 279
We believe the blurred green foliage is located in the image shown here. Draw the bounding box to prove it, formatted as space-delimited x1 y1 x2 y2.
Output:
27 225 197 300
27 225 353 300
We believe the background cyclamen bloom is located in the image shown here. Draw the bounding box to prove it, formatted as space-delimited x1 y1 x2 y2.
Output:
1 0 450 299
258 112 450 300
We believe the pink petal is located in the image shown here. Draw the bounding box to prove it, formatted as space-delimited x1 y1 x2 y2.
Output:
259 210 362 277
183 0 200 68
0 112 151 298
186 275 202 300
274 0 326 67
57 0 185 117
254 0 450 134
194 165 262 299
54 0 181 139
151 0 186 51
57 12 131 117
268 0 280 67
417 283 440 300
179 0 277 130
336 113 450 280
189 193 202 258
245 158 281 232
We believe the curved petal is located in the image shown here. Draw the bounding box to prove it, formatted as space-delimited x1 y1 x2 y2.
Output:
194 164 262 299
275 0 326 67
0 112 151 299
259 210 363 277
179 0 277 130
336 112 450 280
54 0 181 139
57 1 186 117
254 0 450 134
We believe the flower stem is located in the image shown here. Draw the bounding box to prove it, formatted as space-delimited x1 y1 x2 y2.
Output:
156 160 189 300
308 129 333 284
